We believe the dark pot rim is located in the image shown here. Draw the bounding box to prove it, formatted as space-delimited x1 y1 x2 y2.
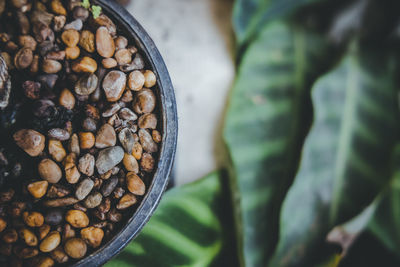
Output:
72 1 178 266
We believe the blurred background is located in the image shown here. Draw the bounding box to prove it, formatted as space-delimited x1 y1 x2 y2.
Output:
122 0 234 185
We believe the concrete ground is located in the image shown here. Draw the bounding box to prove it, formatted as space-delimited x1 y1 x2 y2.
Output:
126 0 235 185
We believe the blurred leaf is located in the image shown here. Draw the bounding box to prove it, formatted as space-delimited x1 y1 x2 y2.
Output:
270 48 400 266
106 171 238 267
232 0 319 46
223 20 340 266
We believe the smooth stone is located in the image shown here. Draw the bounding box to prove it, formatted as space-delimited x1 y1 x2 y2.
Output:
75 178 94 201
118 128 134 154
102 70 126 102
74 74 98 96
95 124 116 149
96 146 124 174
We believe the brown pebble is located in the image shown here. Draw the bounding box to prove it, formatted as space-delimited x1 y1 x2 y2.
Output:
19 228 38 246
38 225 51 240
72 56 97 73
14 47 33 70
48 128 70 141
95 124 117 148
81 227 104 248
49 140 67 162
14 246 38 259
126 172 145 195
64 238 87 259
128 70 145 91
132 142 143 160
23 211 44 227
62 224 75 241
38 159 62 184
138 113 157 129
65 210 89 228
46 51 66 61
79 132 95 149
65 46 80 60
115 48 132 65
27 181 48 199
18 35 37 50
68 133 80 155
53 15 66 32
0 218 7 232
78 153 95 176
103 70 127 102
59 88 75 110
141 153 155 172
139 129 158 153
3 229 18 243
102 57 117 69
51 0 67 15
61 29 80 47
34 256 55 267
39 231 60 252
96 26 115 58
114 36 128 50
132 88 156 114
79 30 95 53
117 193 137 210
13 129 45 157
43 197 79 208
123 154 139 173
42 59 62 74
50 246 68 263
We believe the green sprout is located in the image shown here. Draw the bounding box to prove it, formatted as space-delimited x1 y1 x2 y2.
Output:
91 5 102 19
81 0 90 9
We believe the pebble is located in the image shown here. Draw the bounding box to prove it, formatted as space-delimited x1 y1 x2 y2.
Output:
78 153 95 176
117 193 137 210
84 192 102 209
119 107 138 121
118 128 135 154
46 184 71 199
93 14 117 36
139 129 158 153
95 124 116 148
61 29 79 47
102 57 117 69
114 36 128 50
72 56 97 73
144 70 157 87
65 46 80 60
138 113 157 129
102 103 121 118
121 90 133 102
79 132 95 149
44 209 63 226
38 159 62 183
14 47 33 69
64 19 83 31
75 178 94 201
128 70 145 91
96 26 115 58
38 225 50 240
140 153 155 172
64 154 81 184
27 181 49 199
53 15 66 32
37 74 58 89
49 140 67 162
46 50 66 61
102 70 126 102
65 210 89 228
43 197 79 208
64 238 86 259
123 154 139 173
82 117 97 132
74 73 98 95
73 6 89 21
96 146 124 174
50 246 69 263
85 104 100 120
19 228 38 246
132 142 143 160
153 130 162 143
100 177 118 197
59 88 75 109
80 227 104 248
114 48 132 65
18 35 37 50
0 218 6 233
40 231 60 253
68 133 80 155
126 172 145 195
23 211 44 227
79 30 95 53
42 59 62 74
51 0 66 15
13 129 45 157
48 128 70 141
132 89 156 114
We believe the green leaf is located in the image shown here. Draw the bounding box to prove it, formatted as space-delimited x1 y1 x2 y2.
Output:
232 0 320 46
106 172 239 267
368 147 400 256
270 48 400 266
223 20 340 266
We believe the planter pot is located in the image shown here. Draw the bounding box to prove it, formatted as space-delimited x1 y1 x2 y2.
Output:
72 1 178 266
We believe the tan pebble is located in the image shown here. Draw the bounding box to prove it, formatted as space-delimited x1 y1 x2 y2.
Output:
133 89 156 114
128 70 145 91
114 48 132 65
126 172 145 195
19 228 38 246
68 133 80 155
64 153 81 184
95 124 116 148
140 153 155 172
79 132 95 149
38 159 62 183
102 70 127 102
48 140 67 162
18 35 37 50
117 193 137 210
62 223 76 241
40 231 61 253
79 30 95 53
50 247 68 263
96 26 115 58
65 210 89 228
51 0 67 15
132 142 143 160
123 154 139 173
27 181 48 199
13 129 45 157
61 29 80 47
80 227 104 248
59 88 75 110
65 46 80 60
14 246 38 259
72 56 97 73
114 36 128 50
102 57 117 69
64 238 87 259
34 256 55 267
143 70 156 88
38 224 51 240
42 59 62 74
23 211 44 227
138 113 157 129
14 47 33 70
0 217 6 232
